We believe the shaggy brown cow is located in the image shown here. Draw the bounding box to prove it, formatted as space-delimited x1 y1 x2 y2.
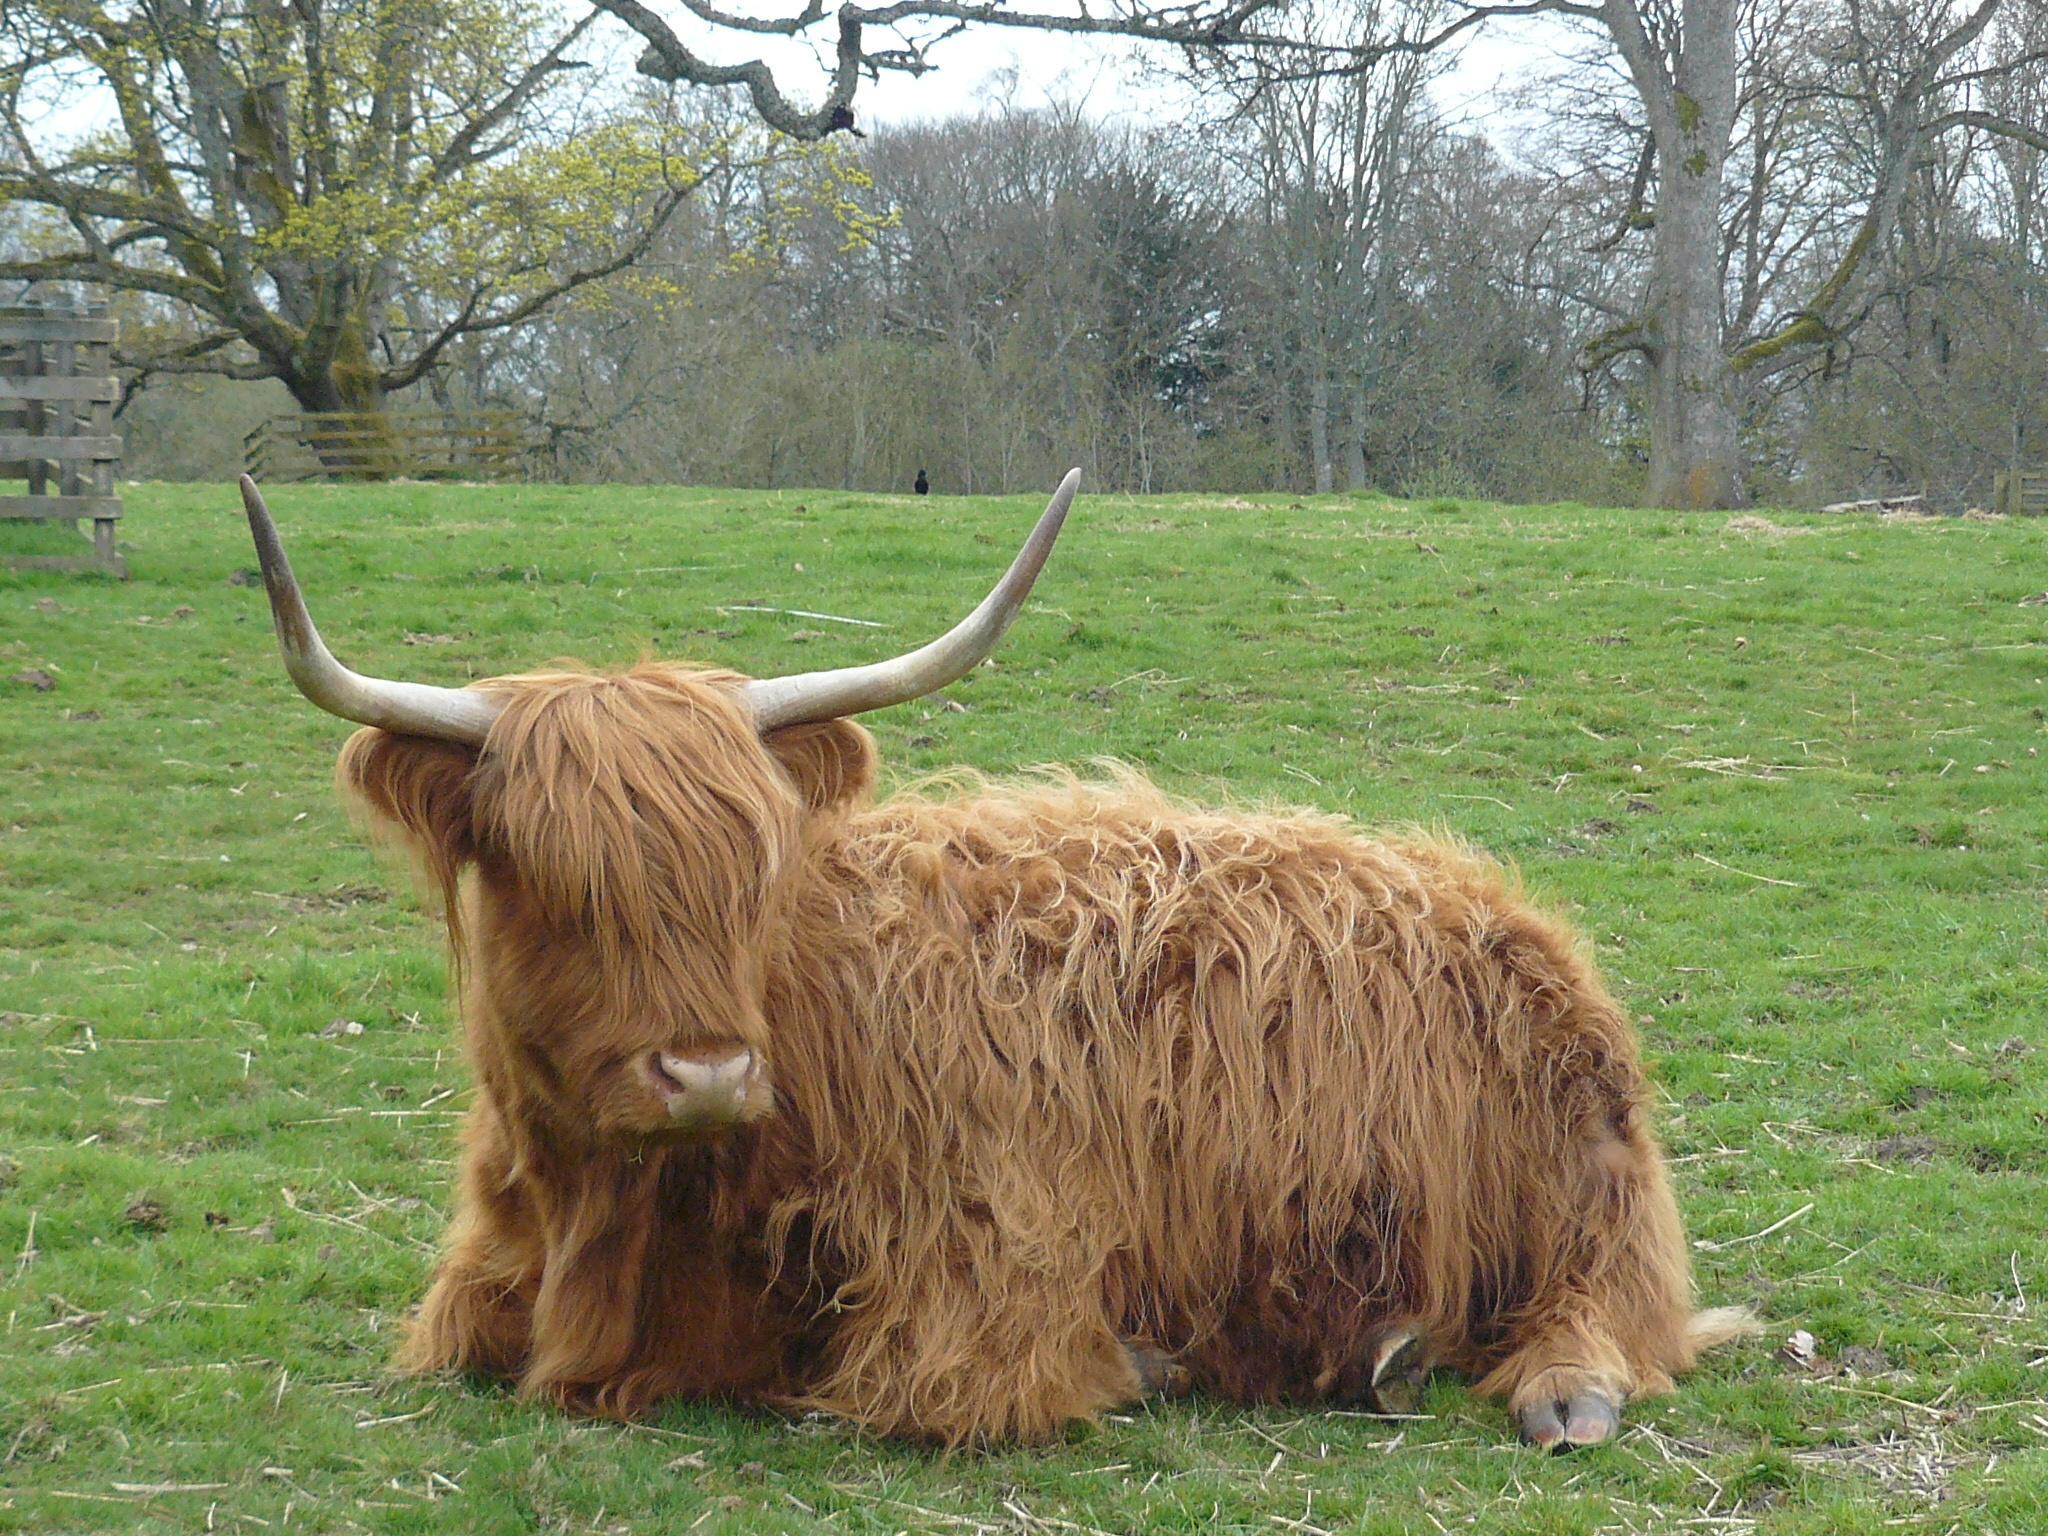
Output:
238 473 1748 1448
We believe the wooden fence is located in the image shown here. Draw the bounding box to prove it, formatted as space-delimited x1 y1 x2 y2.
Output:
1993 470 2048 517
244 411 531 482
0 303 124 575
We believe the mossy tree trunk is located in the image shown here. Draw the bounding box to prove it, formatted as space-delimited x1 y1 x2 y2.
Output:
1637 2 1744 509
1577 0 1747 510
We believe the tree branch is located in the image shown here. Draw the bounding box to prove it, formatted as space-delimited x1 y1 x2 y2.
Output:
1579 315 1658 370
596 0 867 136
1583 130 1655 252
1726 0 2020 376
116 330 278 393
599 0 1518 138
377 182 696 392
0 254 228 316
1932 107 2048 156
430 11 599 184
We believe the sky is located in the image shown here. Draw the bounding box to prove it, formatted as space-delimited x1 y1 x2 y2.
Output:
16 5 1587 173
853 26 1563 129
630 6 1586 147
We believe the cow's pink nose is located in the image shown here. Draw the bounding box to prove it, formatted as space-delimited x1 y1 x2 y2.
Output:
645 1046 755 1130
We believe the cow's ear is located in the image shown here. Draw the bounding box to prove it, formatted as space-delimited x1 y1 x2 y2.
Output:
763 719 878 815
336 727 478 910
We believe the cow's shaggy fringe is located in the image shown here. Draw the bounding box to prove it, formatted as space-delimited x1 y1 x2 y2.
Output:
338 663 1747 1445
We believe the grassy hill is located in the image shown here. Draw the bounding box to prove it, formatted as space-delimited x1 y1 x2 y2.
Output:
4 483 2047 1532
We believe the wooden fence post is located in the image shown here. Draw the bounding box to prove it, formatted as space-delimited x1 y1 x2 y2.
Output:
0 299 125 576
1994 470 2048 517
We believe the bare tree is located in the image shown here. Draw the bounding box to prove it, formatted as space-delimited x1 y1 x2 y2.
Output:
1195 0 1448 492
1791 4 2048 505
1479 0 2048 507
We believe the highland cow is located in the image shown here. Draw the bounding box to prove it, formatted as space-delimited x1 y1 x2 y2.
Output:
237 472 1746 1448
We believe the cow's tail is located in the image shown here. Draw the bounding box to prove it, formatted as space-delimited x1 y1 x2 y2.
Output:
1687 1306 1762 1355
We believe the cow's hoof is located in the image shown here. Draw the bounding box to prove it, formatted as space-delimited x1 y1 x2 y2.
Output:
1515 1386 1621 1450
1366 1327 1430 1416
1124 1340 1190 1398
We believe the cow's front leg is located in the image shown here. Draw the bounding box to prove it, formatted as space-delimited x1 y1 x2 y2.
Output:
1508 1365 1625 1449
1476 1308 1662 1450
1124 1338 1191 1398
1482 1313 1636 1449
1489 1301 1756 1449
810 1267 1148 1444
514 1141 797 1420
1359 1323 1432 1415
1473 1108 1703 1449
399 1103 541 1379
404 1233 539 1379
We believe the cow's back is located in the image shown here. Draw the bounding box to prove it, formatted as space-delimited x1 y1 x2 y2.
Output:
763 772 1653 1409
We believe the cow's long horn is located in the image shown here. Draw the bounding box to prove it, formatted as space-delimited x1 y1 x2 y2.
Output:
744 468 1079 731
239 475 504 745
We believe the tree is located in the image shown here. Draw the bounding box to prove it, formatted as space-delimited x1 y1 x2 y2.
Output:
1192 0 1447 492
592 0 2048 509
1488 0 2048 507
471 97 1243 494
851 106 1230 493
469 97 897 483
0 0 698 415
1794 8 2048 505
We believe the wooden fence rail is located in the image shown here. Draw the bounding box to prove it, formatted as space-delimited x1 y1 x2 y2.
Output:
244 411 532 482
0 302 125 576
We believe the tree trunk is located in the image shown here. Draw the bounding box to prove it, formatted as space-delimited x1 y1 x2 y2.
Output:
1643 142 1746 508
1345 387 1370 490
272 301 400 478
1345 436 1369 492
1271 327 1298 489
1310 370 1334 494
1605 0 1749 510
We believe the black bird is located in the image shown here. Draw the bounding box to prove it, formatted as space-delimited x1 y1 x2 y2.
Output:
914 469 930 495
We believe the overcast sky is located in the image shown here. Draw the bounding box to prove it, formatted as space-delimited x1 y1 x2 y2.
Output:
19 7 1583 167
861 31 1541 122
635 7 1584 146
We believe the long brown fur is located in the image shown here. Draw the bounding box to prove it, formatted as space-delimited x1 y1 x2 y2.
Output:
338 662 1744 1444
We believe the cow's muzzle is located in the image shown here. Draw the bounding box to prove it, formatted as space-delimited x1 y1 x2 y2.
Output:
642 1044 760 1131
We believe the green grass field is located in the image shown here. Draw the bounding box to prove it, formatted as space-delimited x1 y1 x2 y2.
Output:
5 483 2048 1533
